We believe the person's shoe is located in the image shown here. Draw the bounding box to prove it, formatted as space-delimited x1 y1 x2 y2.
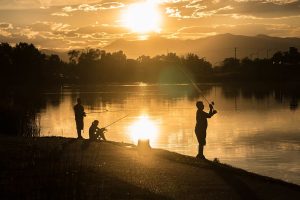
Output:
77 136 83 139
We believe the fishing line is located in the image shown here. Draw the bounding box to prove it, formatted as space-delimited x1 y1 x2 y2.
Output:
176 62 212 105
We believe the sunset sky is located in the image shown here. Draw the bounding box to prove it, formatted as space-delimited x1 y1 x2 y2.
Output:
1 0 300 50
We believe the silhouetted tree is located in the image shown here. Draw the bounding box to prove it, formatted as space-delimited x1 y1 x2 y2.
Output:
68 50 80 65
285 47 300 64
271 51 284 64
216 47 300 81
11 43 47 84
0 43 13 84
222 57 240 72
183 53 212 75
272 47 300 65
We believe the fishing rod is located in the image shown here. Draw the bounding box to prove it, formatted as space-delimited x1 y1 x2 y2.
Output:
177 61 214 106
103 114 129 129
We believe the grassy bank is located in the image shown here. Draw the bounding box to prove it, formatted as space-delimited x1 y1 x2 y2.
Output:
0 136 299 199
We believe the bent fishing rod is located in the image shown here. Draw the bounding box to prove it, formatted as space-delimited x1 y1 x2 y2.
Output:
177 62 215 107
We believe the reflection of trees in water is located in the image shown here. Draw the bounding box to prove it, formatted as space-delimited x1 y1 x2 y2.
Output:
54 84 300 114
3 83 299 137
67 84 300 111
186 84 213 101
221 86 240 99
0 87 47 136
290 98 298 111
268 84 300 110
68 84 214 109
221 84 272 100
221 83 300 110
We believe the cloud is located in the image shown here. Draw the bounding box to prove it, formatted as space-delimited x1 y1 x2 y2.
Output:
0 22 14 37
192 6 234 18
1 0 300 50
30 21 77 33
75 24 128 34
231 0 300 18
62 6 78 12
161 0 300 19
0 21 132 50
14 27 39 39
234 0 298 5
169 21 300 39
165 7 182 18
0 0 108 9
51 12 70 17
62 2 124 13
0 22 13 29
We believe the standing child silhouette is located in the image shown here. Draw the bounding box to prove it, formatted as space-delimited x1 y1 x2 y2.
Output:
195 101 217 159
74 98 86 139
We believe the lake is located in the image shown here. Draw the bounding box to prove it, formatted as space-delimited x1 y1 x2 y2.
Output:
37 83 300 185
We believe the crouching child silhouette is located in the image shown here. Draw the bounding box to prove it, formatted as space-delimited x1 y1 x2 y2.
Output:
89 120 107 141
195 101 217 159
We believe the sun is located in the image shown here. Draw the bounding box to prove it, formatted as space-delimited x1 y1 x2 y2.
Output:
121 1 161 34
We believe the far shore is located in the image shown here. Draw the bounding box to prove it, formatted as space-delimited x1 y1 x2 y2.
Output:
0 136 299 199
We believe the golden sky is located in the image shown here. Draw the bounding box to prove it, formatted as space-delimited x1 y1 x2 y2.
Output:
1 0 300 50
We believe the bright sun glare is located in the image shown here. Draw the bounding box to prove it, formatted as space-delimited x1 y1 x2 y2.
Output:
128 115 158 145
121 1 161 34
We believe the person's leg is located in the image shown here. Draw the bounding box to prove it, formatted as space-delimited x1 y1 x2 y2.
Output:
197 145 205 159
77 128 82 138
195 132 204 158
195 134 206 159
95 132 100 140
100 132 106 141
76 120 83 139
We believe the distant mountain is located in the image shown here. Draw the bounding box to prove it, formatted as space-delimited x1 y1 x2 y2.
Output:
104 34 300 65
40 34 300 65
40 49 69 62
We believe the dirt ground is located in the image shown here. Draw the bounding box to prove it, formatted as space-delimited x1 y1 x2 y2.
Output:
0 136 299 199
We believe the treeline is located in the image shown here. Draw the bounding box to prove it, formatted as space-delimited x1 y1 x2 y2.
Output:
0 42 211 84
214 47 300 81
1 42 300 85
0 43 65 85
67 48 212 83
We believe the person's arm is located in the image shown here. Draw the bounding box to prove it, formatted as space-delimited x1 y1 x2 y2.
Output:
80 106 86 117
100 127 107 132
206 104 217 118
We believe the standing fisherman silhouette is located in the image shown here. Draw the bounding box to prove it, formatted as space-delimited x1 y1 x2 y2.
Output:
89 120 107 141
195 101 217 159
74 98 86 139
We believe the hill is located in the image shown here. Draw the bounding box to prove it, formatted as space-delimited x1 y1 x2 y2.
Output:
104 34 300 64
40 34 300 64
40 49 69 62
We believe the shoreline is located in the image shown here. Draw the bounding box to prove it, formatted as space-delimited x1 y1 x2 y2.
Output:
1 136 299 199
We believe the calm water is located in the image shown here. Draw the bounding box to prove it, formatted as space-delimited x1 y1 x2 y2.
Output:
38 83 300 185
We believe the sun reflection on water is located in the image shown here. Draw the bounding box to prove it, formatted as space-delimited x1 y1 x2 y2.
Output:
128 115 159 146
138 82 148 87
